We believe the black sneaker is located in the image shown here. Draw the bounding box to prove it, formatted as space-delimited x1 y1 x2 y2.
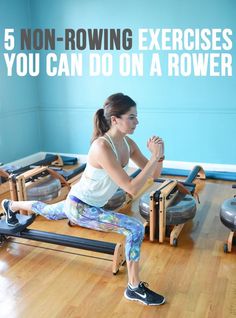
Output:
1 199 19 227
124 282 166 306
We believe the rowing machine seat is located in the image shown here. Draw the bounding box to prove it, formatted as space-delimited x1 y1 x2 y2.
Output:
0 214 36 234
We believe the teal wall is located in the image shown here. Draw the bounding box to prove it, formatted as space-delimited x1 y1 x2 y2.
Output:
0 0 41 163
0 0 235 165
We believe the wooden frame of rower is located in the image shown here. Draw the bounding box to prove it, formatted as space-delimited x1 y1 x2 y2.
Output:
9 166 72 214
0 154 64 196
112 243 125 274
224 185 236 253
0 169 10 196
149 180 186 245
225 231 236 253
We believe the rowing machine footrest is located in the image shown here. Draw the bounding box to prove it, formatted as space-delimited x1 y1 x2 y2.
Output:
0 214 36 234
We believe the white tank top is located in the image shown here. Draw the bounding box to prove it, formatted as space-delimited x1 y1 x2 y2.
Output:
69 134 130 207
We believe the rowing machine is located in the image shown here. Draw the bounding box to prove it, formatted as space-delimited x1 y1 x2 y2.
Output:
9 164 86 214
220 184 236 253
139 165 205 246
0 154 63 196
0 213 125 275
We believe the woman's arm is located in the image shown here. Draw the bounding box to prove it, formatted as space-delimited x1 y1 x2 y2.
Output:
126 136 164 179
89 137 164 197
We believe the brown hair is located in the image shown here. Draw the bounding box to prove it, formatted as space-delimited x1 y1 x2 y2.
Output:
91 93 136 142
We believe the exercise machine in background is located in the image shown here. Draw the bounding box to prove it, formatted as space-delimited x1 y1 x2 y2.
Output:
139 165 205 246
220 184 236 253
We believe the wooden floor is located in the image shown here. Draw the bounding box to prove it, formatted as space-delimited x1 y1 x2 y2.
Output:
0 176 236 318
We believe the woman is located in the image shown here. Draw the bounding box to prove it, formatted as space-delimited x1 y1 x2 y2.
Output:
2 93 165 306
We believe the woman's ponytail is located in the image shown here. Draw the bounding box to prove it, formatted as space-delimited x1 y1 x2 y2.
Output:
91 108 109 143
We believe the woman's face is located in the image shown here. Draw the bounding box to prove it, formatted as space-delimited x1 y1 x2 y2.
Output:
114 106 138 134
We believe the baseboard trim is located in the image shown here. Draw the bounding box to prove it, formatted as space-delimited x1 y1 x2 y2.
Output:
3 152 236 173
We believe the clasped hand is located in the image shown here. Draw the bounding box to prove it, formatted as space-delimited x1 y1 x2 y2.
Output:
147 136 164 161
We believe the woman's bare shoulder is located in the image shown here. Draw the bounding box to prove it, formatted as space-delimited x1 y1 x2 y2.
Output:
90 137 112 154
88 137 114 167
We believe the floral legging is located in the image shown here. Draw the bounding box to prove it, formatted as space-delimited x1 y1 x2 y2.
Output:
31 196 145 261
